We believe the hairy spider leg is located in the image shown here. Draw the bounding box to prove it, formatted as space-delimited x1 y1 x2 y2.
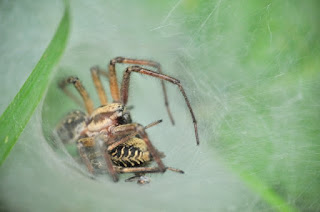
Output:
114 166 184 174
77 142 95 174
100 140 119 182
90 66 108 105
59 77 95 115
108 58 120 102
59 78 83 108
120 66 200 145
109 57 174 124
105 119 162 149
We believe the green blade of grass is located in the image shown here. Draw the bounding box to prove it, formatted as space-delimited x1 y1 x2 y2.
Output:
0 2 70 165
236 168 298 212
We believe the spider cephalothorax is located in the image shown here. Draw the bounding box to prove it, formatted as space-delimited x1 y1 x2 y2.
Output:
86 103 127 132
55 57 199 183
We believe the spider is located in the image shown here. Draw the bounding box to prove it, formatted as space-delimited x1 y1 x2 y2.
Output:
55 57 199 183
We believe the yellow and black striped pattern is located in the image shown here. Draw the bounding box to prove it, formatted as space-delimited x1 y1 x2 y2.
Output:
110 137 151 167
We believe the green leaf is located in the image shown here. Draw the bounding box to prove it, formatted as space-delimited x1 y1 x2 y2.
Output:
0 2 70 165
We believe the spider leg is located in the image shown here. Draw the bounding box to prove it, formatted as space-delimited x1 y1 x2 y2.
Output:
106 119 162 148
100 141 119 182
114 166 184 174
144 119 162 129
76 142 95 174
124 174 145 182
120 66 199 145
108 58 121 102
90 66 109 105
59 79 83 108
109 57 174 124
59 77 95 115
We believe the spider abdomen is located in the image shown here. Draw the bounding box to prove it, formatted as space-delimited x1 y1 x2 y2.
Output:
110 138 151 167
110 145 151 167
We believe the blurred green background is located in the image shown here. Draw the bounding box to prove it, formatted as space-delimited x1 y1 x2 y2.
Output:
0 0 319 211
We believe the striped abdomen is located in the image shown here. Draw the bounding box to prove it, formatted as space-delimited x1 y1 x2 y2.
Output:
110 138 151 167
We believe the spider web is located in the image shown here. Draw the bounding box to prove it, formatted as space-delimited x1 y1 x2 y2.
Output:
0 0 320 211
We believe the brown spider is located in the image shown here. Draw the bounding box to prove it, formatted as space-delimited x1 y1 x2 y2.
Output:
55 57 199 182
